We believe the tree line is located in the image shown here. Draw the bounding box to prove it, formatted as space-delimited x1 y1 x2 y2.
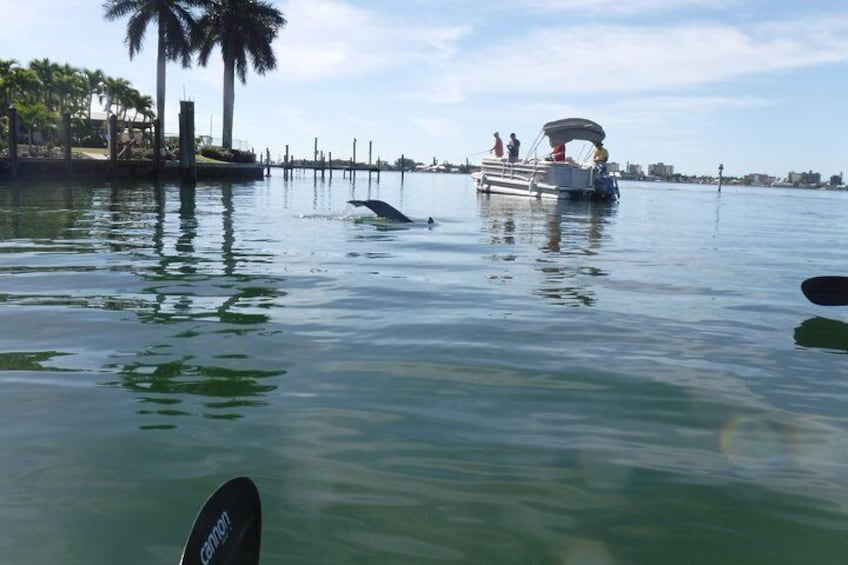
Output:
0 59 153 151
1 0 285 155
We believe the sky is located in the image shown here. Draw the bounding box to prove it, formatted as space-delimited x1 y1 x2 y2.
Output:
2 0 848 177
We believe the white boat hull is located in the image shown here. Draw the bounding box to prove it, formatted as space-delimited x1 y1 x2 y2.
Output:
472 158 618 201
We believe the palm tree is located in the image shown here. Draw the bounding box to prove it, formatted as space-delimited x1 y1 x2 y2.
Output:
0 59 19 108
16 101 56 151
7 67 41 106
193 0 285 149
28 58 56 109
103 77 134 119
82 68 107 121
53 65 88 118
103 0 205 151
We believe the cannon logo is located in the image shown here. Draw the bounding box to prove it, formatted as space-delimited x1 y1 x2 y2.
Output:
200 510 233 565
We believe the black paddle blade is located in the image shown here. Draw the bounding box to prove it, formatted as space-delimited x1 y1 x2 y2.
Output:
802 276 848 306
179 476 262 565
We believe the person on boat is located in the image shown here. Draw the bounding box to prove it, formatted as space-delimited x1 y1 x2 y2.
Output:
550 143 565 162
490 132 504 158
507 133 521 163
593 141 609 173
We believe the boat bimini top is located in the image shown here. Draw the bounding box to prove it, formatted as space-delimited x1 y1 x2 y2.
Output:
524 117 606 161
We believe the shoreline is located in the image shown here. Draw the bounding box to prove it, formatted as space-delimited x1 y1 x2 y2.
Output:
0 157 265 182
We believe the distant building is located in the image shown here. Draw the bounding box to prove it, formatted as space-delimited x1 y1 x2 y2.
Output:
627 163 643 176
648 162 674 178
607 161 620 173
830 173 843 186
786 170 821 186
801 170 821 185
743 173 777 186
787 171 803 184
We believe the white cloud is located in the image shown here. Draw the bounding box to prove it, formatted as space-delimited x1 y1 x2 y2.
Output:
275 0 469 81
432 15 848 101
410 116 462 139
524 0 732 15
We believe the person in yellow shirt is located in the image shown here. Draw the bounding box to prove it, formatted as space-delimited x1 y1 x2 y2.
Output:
593 141 609 164
593 141 609 174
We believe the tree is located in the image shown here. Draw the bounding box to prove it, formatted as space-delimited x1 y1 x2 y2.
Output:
0 59 20 108
52 65 88 117
16 101 57 151
6 67 41 106
103 0 205 151
83 68 107 121
394 156 418 170
103 77 134 119
28 58 56 109
193 0 285 149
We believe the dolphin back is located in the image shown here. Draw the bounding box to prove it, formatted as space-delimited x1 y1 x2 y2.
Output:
348 200 414 223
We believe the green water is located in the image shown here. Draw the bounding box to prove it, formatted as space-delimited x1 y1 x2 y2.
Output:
0 174 846 564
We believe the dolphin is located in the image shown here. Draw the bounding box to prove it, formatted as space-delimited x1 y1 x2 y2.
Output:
347 199 434 224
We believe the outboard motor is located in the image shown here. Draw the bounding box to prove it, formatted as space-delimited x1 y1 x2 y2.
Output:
593 166 620 200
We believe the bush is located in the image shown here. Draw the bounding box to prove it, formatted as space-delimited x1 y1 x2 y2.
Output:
231 149 256 163
18 146 64 158
79 135 106 148
200 146 256 163
201 146 233 162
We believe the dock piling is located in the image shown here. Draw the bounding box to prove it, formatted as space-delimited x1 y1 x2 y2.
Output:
178 100 197 183
62 111 71 172
109 115 118 166
7 106 18 178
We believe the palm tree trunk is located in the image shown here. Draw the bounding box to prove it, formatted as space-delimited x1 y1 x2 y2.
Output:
222 58 235 150
156 25 167 153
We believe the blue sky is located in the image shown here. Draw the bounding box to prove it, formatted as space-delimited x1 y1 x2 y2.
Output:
2 0 848 177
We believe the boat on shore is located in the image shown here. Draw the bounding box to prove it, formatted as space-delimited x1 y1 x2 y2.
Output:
472 118 619 201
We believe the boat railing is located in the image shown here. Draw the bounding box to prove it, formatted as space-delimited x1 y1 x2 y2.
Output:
481 158 548 183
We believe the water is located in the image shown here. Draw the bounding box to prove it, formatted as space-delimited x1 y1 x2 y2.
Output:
0 173 846 564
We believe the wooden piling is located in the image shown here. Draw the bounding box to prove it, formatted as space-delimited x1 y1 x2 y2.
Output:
7 106 18 178
109 114 118 165
153 118 162 175
313 137 318 179
179 100 196 183
62 111 71 172
352 137 357 180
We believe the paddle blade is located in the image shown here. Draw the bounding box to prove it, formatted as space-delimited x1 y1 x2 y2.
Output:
179 476 261 565
802 276 848 306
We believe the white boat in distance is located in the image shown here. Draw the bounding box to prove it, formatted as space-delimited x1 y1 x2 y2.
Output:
472 118 619 201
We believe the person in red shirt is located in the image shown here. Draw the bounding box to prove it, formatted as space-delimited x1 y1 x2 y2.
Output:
551 143 565 162
490 132 504 158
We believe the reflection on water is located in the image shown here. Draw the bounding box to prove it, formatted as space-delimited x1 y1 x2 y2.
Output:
794 316 848 353
478 194 617 306
0 180 282 427
111 359 282 428
3 177 848 564
0 351 72 370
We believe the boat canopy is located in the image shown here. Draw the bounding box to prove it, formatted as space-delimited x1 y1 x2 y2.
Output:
543 118 605 146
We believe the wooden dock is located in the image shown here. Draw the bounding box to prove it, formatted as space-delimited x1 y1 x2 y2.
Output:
268 138 382 181
271 160 380 181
